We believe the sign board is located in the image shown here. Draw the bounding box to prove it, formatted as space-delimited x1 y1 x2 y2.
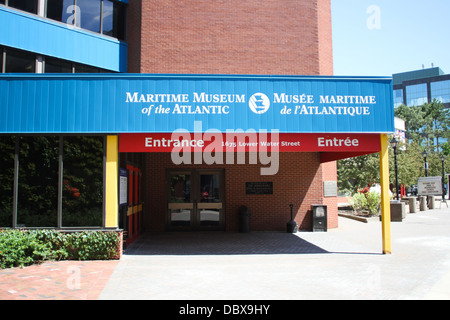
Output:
0 74 394 134
119 133 381 153
245 182 274 195
119 168 128 206
418 177 442 196
324 181 338 197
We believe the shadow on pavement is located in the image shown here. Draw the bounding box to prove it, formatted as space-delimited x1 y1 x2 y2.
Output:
123 232 330 255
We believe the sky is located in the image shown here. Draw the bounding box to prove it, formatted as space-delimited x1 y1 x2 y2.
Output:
331 0 450 77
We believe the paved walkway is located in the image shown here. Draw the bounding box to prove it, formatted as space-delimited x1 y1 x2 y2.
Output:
2 204 450 300
0 260 118 300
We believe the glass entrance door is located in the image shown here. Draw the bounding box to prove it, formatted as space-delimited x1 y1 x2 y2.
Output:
167 170 224 231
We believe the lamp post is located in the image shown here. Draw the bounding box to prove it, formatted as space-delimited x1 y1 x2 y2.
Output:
441 155 446 200
422 150 429 177
390 137 399 200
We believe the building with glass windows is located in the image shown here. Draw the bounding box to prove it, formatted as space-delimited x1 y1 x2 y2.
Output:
393 67 450 108
0 1 395 254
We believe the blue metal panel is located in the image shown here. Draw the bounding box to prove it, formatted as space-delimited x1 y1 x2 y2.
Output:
0 7 127 72
0 74 394 134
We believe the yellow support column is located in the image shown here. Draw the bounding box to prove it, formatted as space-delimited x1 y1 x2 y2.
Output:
105 135 119 229
379 134 392 254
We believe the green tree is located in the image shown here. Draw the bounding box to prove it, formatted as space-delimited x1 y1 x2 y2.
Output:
422 99 450 151
337 153 380 194
394 104 426 144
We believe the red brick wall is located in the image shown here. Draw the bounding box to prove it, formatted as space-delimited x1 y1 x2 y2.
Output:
129 0 333 75
144 152 337 232
317 0 334 75
319 161 338 229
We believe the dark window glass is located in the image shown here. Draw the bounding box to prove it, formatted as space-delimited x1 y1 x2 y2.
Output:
5 48 35 73
8 0 38 14
62 136 103 227
0 0 5 6
0 47 3 73
0 136 15 228
44 57 73 73
102 0 114 36
17 137 59 228
102 1 126 40
114 2 126 40
46 0 75 24
77 0 101 33
74 63 100 73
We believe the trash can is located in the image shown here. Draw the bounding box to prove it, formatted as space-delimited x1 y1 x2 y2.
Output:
408 197 417 213
311 205 327 232
238 206 250 233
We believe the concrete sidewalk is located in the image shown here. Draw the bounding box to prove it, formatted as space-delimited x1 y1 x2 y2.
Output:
99 204 450 300
1 204 450 300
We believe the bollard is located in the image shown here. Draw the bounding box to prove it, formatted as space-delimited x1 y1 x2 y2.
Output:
428 196 436 209
419 196 427 211
408 197 417 213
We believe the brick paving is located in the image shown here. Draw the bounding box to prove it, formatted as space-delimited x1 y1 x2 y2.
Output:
0 260 118 300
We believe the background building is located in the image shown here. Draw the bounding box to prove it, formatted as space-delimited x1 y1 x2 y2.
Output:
393 67 450 108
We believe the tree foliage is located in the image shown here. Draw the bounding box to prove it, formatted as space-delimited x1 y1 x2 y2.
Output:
338 100 450 194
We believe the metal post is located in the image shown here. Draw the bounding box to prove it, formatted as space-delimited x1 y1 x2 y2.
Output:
394 145 399 200
380 134 392 254
12 137 19 229
105 135 119 229
441 155 448 208
423 150 428 177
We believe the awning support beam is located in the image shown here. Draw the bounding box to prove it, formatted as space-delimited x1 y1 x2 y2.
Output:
105 135 119 229
379 134 392 254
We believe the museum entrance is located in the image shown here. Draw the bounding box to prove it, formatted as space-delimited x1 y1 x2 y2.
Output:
167 169 224 231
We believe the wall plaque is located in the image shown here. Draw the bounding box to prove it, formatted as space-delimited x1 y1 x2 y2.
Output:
246 182 273 195
324 181 337 197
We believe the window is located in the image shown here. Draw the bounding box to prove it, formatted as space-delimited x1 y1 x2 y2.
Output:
394 89 403 108
17 137 59 228
0 136 15 228
5 48 36 73
44 57 73 73
46 0 126 40
77 0 101 33
102 0 126 40
62 136 104 227
74 63 102 73
431 80 450 104
0 135 105 228
0 47 3 73
7 0 38 14
46 0 75 24
0 0 5 5
406 83 428 107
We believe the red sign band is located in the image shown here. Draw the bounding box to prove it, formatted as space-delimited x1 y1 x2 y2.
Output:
119 133 381 153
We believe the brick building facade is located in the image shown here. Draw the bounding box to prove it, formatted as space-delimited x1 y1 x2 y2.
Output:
128 0 333 75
